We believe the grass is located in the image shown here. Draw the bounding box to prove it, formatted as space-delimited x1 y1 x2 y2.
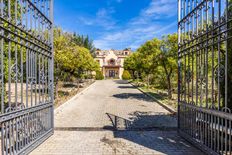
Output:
54 80 95 108
131 81 178 110
131 80 225 110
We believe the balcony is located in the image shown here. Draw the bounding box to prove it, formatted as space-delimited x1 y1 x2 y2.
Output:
103 62 121 67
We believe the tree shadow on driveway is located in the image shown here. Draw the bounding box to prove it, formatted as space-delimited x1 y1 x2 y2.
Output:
114 80 129 84
102 113 203 155
113 93 154 102
117 86 135 89
105 112 177 130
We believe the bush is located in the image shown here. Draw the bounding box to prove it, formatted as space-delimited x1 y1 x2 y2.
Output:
95 70 104 80
122 70 132 80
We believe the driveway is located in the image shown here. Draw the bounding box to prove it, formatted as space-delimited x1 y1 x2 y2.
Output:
30 80 204 155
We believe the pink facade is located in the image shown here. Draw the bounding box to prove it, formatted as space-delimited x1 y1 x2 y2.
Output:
95 49 131 79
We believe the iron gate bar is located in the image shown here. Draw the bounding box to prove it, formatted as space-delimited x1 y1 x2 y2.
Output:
178 0 232 155
0 102 53 122
180 102 232 121
0 0 54 154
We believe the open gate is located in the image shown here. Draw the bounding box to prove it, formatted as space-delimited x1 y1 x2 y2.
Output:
0 0 54 154
178 0 232 154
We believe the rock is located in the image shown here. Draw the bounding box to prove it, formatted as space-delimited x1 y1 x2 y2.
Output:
79 83 85 88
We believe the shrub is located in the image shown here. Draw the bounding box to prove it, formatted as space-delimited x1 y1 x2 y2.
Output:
95 70 104 80
122 70 132 80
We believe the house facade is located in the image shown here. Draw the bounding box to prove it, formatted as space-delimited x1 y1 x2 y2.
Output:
95 49 131 79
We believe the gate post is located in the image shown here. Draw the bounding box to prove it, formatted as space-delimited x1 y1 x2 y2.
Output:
50 0 54 131
177 0 181 130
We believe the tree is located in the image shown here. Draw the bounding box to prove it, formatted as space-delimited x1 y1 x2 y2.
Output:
95 70 104 80
136 39 161 86
124 34 178 99
54 27 99 81
53 27 99 99
122 70 132 80
55 45 98 80
124 52 139 79
72 33 95 55
159 34 178 99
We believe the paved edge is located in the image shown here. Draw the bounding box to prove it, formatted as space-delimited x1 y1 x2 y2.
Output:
130 82 177 115
54 126 178 131
130 82 206 155
55 81 96 114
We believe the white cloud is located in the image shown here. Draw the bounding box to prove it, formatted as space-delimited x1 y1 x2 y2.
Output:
93 0 177 50
130 0 177 25
97 8 115 17
77 7 117 30
94 22 176 50
143 0 176 17
128 22 176 49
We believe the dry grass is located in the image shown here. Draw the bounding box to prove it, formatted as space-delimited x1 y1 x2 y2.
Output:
131 81 178 110
54 80 95 109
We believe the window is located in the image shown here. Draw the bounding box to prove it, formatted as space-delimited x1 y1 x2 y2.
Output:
125 52 128 55
109 59 116 65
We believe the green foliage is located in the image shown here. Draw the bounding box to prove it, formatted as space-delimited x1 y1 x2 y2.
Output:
95 70 104 80
124 33 178 98
124 52 140 79
159 34 178 98
137 38 161 75
72 33 95 55
122 70 132 80
54 27 98 81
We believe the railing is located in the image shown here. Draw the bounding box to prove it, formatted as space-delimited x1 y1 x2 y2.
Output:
103 62 121 66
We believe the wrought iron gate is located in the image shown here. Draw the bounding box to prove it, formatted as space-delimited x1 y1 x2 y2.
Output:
178 0 232 154
0 0 54 154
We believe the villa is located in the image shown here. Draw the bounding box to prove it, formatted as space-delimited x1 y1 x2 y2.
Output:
95 48 132 79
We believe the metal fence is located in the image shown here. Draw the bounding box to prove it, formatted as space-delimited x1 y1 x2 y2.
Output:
178 0 232 154
0 0 54 154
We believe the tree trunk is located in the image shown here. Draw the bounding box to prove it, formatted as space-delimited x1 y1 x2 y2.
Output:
167 75 172 99
147 74 151 88
147 75 149 87
77 78 80 92
55 78 59 100
162 60 173 99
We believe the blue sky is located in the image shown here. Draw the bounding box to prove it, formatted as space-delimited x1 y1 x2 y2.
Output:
54 0 177 50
